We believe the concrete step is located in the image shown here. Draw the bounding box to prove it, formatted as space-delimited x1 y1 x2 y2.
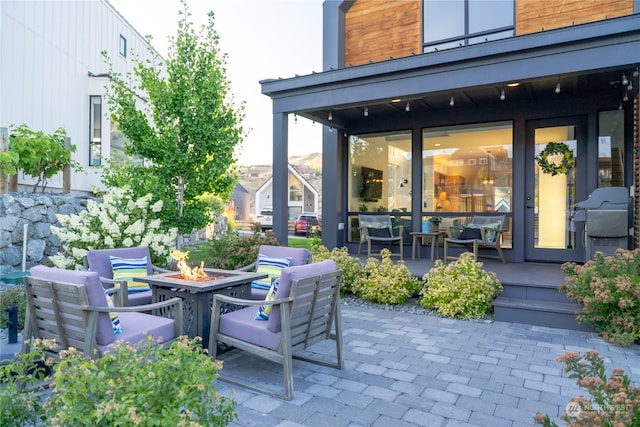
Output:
500 281 568 303
493 296 593 332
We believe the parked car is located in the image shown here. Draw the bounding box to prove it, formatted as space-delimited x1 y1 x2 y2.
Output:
255 208 273 231
294 213 320 236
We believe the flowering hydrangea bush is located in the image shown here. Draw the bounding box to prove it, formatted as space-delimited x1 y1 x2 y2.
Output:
50 186 178 269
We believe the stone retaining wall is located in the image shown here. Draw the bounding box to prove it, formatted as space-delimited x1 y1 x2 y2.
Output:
0 192 223 276
0 192 93 275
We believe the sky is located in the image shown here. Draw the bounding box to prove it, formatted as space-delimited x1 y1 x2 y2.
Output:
107 0 324 166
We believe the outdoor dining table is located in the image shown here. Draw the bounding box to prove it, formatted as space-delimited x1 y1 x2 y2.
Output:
136 269 267 349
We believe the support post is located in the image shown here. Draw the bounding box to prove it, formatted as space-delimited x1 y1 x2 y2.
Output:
63 136 71 193
0 127 7 194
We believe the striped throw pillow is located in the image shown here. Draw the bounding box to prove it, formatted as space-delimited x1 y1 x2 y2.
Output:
256 278 279 321
250 254 291 291
110 256 150 293
104 290 122 334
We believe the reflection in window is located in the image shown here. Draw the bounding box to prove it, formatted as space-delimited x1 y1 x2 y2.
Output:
422 122 512 214
110 120 144 166
423 0 514 52
598 110 624 188
348 131 412 213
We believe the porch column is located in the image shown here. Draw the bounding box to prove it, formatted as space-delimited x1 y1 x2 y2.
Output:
273 112 289 245
322 126 342 249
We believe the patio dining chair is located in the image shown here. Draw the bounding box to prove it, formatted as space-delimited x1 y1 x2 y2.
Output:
85 246 172 306
209 260 343 400
357 214 403 259
22 265 183 359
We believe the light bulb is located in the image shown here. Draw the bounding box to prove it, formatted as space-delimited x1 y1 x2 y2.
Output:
555 82 561 94
328 112 332 121
405 102 410 112
500 89 505 101
622 73 629 86
364 107 368 117
449 96 455 107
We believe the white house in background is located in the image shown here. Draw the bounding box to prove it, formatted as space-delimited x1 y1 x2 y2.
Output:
255 164 319 220
1 0 160 193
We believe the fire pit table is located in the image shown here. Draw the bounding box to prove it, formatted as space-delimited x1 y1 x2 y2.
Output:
137 269 267 348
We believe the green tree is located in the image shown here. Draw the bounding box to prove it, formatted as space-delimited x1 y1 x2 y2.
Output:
8 124 78 193
103 0 244 244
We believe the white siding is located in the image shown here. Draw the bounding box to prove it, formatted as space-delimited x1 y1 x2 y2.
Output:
1 0 160 193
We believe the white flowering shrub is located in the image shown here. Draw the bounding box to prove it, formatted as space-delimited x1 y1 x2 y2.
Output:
50 186 178 269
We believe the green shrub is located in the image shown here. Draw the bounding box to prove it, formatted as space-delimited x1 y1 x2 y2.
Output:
0 286 26 331
6 336 236 426
185 231 280 270
420 252 502 318
311 245 364 295
0 338 50 426
560 249 640 346
352 249 420 305
535 350 640 426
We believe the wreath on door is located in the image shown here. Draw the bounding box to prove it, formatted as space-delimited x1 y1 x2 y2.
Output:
535 142 574 176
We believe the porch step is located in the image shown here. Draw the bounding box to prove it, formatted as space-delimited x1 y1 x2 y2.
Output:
493 296 593 332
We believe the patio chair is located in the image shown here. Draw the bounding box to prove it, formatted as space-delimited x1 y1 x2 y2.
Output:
208 260 343 400
444 215 507 264
357 214 403 259
235 245 312 300
22 265 183 359
85 246 172 306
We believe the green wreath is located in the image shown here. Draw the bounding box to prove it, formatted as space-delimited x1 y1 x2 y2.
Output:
536 142 574 176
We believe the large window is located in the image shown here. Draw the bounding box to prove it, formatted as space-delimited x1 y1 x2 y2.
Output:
348 131 412 243
422 122 513 214
423 0 514 52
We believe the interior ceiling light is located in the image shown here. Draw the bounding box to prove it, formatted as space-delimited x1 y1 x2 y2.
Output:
364 107 369 117
555 82 561 94
405 102 410 112
506 82 520 87
449 95 455 107
391 98 401 103
622 73 629 86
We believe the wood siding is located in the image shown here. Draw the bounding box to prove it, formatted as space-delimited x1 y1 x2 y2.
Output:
345 0 422 66
516 0 634 35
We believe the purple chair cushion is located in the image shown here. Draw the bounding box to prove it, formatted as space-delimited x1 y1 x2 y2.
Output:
218 306 281 350
96 312 176 357
29 265 116 346
86 247 154 281
126 291 152 305
267 260 337 333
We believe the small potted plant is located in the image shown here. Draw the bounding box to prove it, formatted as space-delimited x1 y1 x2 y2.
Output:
429 216 443 231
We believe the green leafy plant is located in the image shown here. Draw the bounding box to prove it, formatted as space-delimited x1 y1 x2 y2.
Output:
184 231 280 270
0 286 26 332
49 185 178 269
9 124 80 193
0 339 51 426
103 0 244 241
560 249 640 346
534 350 640 426
352 249 420 304
311 245 365 295
44 336 236 426
3 337 236 426
420 252 502 318
428 216 443 227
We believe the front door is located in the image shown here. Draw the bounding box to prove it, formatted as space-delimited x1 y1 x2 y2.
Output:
525 118 587 262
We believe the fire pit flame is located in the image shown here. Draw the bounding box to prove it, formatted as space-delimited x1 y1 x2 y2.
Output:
170 250 208 281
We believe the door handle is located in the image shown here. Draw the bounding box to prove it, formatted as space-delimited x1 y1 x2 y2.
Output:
526 205 534 209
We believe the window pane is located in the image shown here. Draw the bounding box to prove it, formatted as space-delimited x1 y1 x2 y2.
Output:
469 0 513 33
422 122 512 213
598 110 624 188
424 0 464 43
